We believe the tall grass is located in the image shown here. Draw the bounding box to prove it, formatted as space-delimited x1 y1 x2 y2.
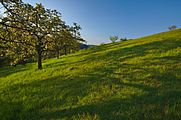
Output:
0 29 181 120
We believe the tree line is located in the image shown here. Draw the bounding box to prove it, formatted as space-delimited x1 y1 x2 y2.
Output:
109 36 127 43
0 0 84 69
109 25 178 43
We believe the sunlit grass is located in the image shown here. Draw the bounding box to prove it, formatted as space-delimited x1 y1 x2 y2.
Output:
0 29 181 119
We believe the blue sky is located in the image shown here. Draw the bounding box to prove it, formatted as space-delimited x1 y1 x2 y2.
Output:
24 0 181 44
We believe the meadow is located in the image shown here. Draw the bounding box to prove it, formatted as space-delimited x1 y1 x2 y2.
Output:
0 29 181 120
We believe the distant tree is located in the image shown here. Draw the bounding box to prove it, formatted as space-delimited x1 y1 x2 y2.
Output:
168 25 177 31
109 36 118 43
100 42 105 45
120 37 127 41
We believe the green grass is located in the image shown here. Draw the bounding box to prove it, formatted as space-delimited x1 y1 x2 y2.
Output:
0 29 181 120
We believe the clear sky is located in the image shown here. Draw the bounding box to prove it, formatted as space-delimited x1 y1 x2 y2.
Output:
23 0 181 45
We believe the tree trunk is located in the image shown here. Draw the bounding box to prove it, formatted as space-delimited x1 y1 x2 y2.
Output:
37 43 42 69
64 46 67 55
68 47 71 54
57 50 59 59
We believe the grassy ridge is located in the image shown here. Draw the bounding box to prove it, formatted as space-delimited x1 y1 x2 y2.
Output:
0 29 181 120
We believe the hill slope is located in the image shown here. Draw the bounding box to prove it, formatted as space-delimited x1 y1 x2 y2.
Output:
0 29 181 120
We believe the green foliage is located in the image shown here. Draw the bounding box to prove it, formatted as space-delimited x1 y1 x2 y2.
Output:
0 29 181 119
120 37 127 41
168 25 177 31
0 1 83 69
109 36 119 43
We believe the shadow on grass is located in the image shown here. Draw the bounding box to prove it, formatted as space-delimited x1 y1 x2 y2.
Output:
0 65 28 78
0 37 181 119
84 38 181 63
56 88 181 120
1 64 181 119
0 100 24 120
43 38 181 71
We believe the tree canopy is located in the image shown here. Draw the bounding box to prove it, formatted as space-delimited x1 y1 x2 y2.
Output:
168 25 177 31
109 36 118 43
0 0 84 69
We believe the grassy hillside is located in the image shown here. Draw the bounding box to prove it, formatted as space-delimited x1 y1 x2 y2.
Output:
0 29 181 120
